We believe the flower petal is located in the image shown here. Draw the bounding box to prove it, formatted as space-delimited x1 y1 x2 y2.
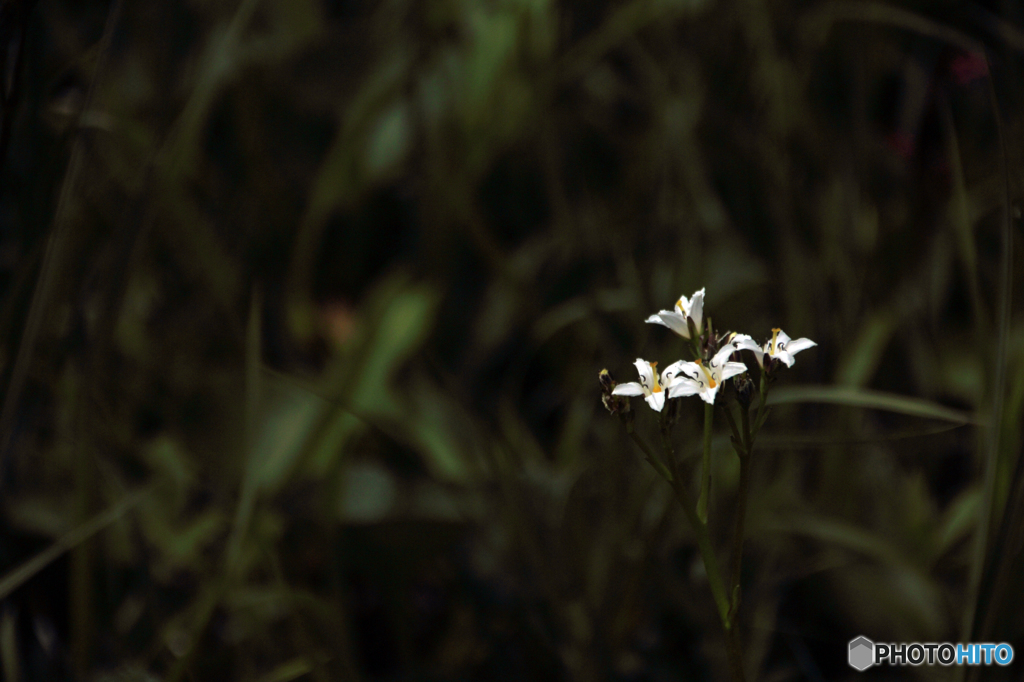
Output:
729 334 761 354
774 329 793 350
672 361 716 402
666 361 700 398
612 382 645 397
673 361 702 382
633 358 655 393
775 350 795 367
698 382 718 404
668 379 700 398
785 337 817 355
660 360 689 387
720 361 747 381
646 391 666 412
647 311 690 338
688 288 705 333
645 313 669 327
710 344 738 369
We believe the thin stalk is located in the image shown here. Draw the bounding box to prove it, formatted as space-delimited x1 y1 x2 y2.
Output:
667 465 745 682
752 372 768 438
70 411 94 679
725 627 746 682
729 406 752 610
623 406 744 681
962 57 1016 678
740 398 753 454
660 406 743 681
666 466 730 629
697 402 714 524
0 0 126 487
626 422 674 482
689 335 703 361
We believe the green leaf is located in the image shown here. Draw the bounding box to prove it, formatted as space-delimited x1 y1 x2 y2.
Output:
835 312 895 387
365 101 411 179
249 378 331 493
350 283 438 417
769 385 981 425
0 491 148 601
761 514 907 567
933 488 981 561
253 659 313 682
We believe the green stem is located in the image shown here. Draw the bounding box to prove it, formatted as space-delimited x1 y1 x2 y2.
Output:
697 402 714 524
729 377 763 619
725 626 747 682
689 336 702 361
626 428 674 483
624 403 744 681
728 450 750 614
752 371 769 438
668 471 745 682
668 474 730 627
739 399 752 455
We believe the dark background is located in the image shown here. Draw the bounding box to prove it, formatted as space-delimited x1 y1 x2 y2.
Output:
0 0 1022 680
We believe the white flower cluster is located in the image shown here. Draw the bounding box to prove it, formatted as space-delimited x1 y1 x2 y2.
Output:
613 288 816 411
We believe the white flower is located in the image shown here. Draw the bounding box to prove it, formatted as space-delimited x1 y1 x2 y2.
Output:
612 358 689 412
730 328 816 368
668 345 747 404
645 288 705 339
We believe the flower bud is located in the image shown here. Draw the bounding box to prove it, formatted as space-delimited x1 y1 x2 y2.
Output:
733 372 753 407
599 369 630 416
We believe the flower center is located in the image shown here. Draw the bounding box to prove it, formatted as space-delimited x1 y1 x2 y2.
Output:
695 359 716 388
649 361 663 393
769 328 781 355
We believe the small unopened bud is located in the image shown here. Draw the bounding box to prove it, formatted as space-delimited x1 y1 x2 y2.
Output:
733 372 753 407
686 316 699 342
599 369 629 416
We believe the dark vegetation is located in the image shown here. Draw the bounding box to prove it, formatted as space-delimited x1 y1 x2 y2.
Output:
0 1 1022 680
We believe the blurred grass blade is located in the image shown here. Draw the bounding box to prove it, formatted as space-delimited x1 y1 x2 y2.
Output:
226 287 265 574
834 311 895 387
966 61 1016 660
762 515 906 567
0 0 125 486
0 489 147 600
757 422 966 449
934 489 981 562
805 1 984 52
1 605 18 682
253 658 313 682
769 385 980 424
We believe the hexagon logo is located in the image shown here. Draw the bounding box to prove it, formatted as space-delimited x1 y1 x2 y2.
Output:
849 636 874 671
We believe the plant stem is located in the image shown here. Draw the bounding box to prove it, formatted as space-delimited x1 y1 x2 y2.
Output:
728 449 750 611
626 427 674 483
663 408 744 681
752 372 768 438
725 626 747 682
697 402 714 524
729 383 762 627
667 475 730 624
668 469 745 682
624 406 745 681
689 336 703 361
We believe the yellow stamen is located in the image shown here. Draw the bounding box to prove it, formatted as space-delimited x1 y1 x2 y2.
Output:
649 361 662 393
770 328 781 355
694 359 716 388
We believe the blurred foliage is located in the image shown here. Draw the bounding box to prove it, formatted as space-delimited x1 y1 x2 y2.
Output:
0 0 1023 680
